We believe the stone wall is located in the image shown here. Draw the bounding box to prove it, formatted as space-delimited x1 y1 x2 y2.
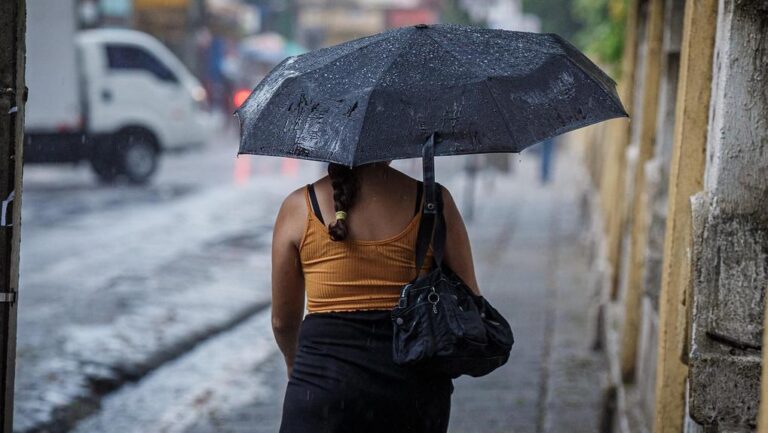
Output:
581 0 768 431
687 0 768 429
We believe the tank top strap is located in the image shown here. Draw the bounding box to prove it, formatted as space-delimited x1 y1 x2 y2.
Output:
306 184 325 224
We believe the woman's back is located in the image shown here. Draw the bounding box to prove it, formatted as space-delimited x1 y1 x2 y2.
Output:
270 163 480 316
271 163 480 433
310 165 421 242
300 166 432 313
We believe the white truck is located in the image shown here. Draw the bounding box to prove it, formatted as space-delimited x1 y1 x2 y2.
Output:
25 0 213 183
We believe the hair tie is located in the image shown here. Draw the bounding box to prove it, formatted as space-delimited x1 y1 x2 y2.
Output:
335 211 348 221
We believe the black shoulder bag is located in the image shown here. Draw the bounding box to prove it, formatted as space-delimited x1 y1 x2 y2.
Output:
391 134 514 378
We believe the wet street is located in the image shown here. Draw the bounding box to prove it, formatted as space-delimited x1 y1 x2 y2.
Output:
15 125 322 432
15 131 606 433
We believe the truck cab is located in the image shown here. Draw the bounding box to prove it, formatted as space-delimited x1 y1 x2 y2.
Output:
25 25 213 184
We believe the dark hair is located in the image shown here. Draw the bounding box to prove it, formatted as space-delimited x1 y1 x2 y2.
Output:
327 163 358 241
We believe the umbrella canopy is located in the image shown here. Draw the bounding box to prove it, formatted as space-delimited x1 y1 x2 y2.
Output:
236 23 627 167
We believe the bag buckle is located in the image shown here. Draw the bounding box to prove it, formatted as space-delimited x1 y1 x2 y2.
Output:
427 287 439 314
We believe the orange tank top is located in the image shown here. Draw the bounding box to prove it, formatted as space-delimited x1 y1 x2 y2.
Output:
299 184 433 313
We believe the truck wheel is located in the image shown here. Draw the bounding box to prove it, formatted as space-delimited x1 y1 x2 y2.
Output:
116 132 159 184
90 157 118 184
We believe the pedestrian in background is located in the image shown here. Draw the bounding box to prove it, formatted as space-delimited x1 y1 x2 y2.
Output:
539 137 556 184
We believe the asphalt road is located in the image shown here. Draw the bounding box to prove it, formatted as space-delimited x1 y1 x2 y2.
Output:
14 125 323 433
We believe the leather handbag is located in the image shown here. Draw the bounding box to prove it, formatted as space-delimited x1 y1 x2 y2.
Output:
391 136 514 378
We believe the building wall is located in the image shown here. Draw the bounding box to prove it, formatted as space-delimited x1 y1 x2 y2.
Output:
632 0 685 424
687 0 767 428
579 0 768 431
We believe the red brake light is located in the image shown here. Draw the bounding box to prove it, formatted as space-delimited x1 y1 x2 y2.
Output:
234 89 251 109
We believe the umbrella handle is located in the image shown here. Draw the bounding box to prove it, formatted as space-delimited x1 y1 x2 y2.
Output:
413 132 446 273
422 133 437 215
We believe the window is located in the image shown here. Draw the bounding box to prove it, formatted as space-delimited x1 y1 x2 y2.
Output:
106 44 178 83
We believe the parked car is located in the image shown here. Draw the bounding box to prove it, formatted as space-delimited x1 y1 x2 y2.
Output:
25 0 213 183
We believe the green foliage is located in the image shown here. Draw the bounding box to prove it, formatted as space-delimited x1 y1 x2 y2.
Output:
521 0 626 75
572 0 626 72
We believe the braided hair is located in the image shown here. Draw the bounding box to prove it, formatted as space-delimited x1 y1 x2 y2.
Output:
327 163 358 241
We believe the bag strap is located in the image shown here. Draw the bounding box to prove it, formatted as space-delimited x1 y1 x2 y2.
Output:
432 191 446 266
414 133 445 274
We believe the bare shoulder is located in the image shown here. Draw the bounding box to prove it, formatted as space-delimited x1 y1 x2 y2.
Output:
273 186 309 248
279 186 308 217
439 184 455 201
439 184 459 212
439 184 468 225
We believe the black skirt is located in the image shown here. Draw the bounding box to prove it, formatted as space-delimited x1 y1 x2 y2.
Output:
280 310 453 433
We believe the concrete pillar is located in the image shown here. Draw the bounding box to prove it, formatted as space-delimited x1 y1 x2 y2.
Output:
601 0 641 301
0 0 26 431
687 0 768 429
651 0 718 431
606 0 644 301
619 0 666 382
642 0 684 309
630 0 686 422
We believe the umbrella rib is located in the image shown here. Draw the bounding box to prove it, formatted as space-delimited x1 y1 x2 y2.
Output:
480 80 518 149
561 55 626 115
243 37 396 116
293 31 406 77
349 32 418 166
423 33 518 145
551 34 618 88
296 43 379 76
423 32 487 79
547 35 624 113
242 36 408 159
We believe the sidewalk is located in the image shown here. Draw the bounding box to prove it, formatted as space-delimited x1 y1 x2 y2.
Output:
445 148 607 433
175 147 608 433
67 147 608 433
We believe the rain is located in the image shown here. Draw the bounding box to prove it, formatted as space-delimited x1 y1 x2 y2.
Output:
3 0 767 433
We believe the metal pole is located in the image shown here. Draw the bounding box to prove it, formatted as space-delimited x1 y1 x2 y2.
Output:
0 0 26 430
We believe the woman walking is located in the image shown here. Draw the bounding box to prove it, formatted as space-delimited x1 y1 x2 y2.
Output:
271 161 480 433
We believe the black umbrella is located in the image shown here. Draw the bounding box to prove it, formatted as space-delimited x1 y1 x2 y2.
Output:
235 23 627 167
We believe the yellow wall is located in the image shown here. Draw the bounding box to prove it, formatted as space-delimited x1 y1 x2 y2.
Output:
651 0 717 430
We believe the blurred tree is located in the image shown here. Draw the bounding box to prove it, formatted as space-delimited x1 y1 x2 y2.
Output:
521 0 582 41
521 0 626 74
572 0 626 73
